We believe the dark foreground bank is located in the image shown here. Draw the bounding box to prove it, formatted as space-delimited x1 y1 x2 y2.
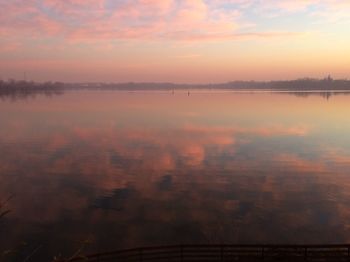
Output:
58 244 350 262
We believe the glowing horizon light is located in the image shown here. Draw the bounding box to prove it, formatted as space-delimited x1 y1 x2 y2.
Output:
0 0 349 82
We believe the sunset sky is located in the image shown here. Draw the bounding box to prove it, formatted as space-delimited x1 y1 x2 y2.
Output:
1 0 349 83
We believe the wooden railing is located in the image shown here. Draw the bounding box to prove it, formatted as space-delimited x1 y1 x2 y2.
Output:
69 244 350 261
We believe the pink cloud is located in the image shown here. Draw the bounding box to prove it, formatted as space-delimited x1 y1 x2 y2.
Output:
0 0 299 43
66 0 241 41
0 41 21 52
0 0 345 42
42 0 106 21
264 0 317 12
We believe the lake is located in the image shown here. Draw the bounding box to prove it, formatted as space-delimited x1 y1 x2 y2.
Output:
1 90 350 261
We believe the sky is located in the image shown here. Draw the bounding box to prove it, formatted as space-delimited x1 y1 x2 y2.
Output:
0 0 350 83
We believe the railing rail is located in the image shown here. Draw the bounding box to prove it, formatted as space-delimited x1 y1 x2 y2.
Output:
67 244 350 261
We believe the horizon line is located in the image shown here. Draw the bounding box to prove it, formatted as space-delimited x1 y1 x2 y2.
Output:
2 76 349 85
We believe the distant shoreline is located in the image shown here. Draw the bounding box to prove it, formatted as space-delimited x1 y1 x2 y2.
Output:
2 78 350 99
63 89 350 93
63 77 350 91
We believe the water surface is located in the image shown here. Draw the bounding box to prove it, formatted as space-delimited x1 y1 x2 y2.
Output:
1 90 350 260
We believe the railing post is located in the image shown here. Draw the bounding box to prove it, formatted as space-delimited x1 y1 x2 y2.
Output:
139 248 143 262
220 245 224 262
180 245 183 262
262 247 264 260
304 247 307 261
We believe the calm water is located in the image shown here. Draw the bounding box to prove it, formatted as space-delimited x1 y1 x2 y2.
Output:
1 90 350 260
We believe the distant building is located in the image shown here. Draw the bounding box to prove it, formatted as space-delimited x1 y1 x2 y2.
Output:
326 75 333 81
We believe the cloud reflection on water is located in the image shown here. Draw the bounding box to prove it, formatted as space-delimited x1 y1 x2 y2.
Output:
1 91 350 260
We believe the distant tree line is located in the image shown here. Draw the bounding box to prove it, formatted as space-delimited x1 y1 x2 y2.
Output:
218 77 350 90
1 77 350 98
64 77 350 91
0 80 64 100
